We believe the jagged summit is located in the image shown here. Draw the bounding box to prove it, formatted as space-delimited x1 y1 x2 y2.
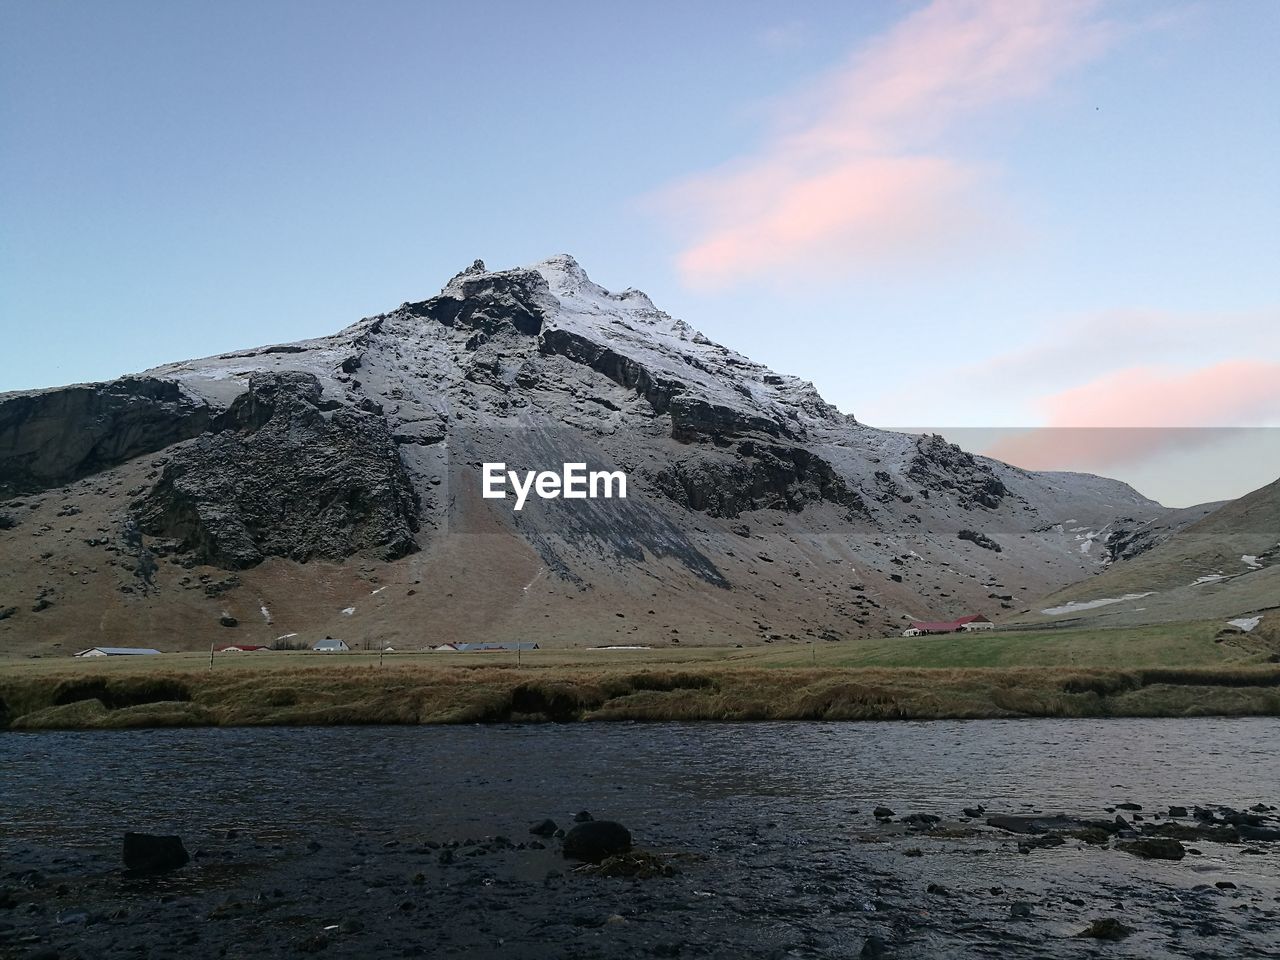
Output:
0 256 1225 654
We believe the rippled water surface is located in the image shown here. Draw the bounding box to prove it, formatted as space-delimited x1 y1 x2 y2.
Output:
2 719 1278 959
4 718 1277 843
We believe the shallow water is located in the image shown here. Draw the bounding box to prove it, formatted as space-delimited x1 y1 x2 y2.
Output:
2 718 1279 959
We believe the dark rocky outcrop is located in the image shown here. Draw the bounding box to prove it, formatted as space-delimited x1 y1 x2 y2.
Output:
958 529 1002 552
408 264 553 338
907 434 1008 509
134 372 419 569
540 326 683 415
652 444 868 519
667 395 781 443
0 377 214 497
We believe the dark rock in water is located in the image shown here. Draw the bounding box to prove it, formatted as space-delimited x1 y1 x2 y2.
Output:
872 806 895 819
1146 821 1237 843
572 810 593 823
962 805 985 818
859 935 887 959
1168 805 1188 818
901 813 941 827
1010 902 1034 918
1219 808 1266 828
529 819 557 837
1069 827 1112 845
219 615 238 627
1237 824 1280 842
122 832 189 873
562 821 631 863
1017 834 1066 853
1116 802 1142 811
1075 918 1133 940
1117 838 1185 860
576 852 673 879
986 814 1078 835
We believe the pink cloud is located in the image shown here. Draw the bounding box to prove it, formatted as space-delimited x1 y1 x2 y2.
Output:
983 360 1280 469
659 0 1116 288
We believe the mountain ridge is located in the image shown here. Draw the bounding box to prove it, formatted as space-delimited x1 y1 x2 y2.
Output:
0 256 1228 654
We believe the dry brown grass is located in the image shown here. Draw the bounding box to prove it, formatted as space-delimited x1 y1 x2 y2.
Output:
3 661 1279 730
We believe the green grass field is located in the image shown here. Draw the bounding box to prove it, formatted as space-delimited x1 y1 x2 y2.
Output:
1 619 1259 677
2 619 1277 729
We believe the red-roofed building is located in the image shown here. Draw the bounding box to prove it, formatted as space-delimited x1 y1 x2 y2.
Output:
902 615 992 637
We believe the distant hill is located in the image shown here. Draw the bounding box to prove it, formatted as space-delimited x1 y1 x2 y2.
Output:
1018 477 1279 634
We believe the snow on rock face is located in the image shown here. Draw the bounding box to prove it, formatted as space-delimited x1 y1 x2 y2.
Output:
530 255 845 443
1228 616 1262 631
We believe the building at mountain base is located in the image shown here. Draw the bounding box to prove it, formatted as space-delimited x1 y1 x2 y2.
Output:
902 615 993 637
73 647 163 657
434 642 540 652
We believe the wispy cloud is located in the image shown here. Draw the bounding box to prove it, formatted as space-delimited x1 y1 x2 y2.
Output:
983 360 1280 469
856 305 1280 431
658 0 1117 288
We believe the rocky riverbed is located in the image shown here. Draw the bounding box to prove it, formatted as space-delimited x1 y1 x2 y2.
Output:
2 721 1279 959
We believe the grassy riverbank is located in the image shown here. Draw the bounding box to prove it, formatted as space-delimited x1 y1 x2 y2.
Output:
2 621 1278 728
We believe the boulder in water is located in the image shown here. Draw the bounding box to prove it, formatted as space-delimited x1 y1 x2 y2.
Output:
562 821 631 863
122 832 189 873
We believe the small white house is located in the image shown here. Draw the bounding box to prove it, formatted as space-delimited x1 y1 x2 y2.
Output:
960 619 995 632
312 638 350 652
900 628 923 638
74 647 162 658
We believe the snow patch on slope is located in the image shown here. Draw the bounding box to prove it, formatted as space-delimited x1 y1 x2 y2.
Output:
1041 593 1154 616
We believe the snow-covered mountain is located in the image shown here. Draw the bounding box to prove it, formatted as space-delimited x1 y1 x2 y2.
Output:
0 256 1213 652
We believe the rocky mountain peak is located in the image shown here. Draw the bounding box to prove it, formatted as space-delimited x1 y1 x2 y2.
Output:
0 255 1216 654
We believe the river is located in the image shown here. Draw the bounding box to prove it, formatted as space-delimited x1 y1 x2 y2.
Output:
2 718 1278 958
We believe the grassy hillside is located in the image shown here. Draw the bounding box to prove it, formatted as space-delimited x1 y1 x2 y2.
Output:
1017 477 1280 629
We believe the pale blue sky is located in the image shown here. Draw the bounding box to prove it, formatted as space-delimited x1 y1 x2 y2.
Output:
2 1 1278 503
